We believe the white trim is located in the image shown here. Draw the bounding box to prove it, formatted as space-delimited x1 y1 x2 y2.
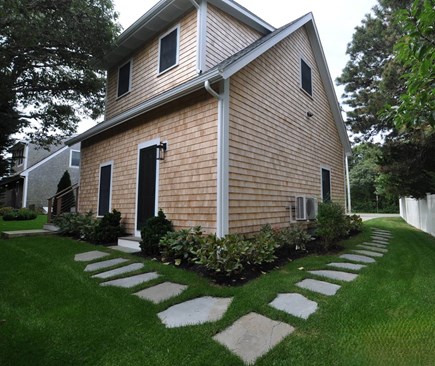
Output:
157 24 180 75
320 165 332 202
135 138 160 237
216 79 230 237
97 161 113 217
197 0 208 73
117 59 133 98
22 146 69 174
23 145 29 170
300 57 313 97
69 150 80 168
345 155 352 213
21 172 28 208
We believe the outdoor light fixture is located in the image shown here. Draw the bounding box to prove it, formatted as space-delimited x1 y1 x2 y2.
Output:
157 142 167 161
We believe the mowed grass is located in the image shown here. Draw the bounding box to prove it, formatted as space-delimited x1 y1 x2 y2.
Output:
0 218 434 365
0 214 47 231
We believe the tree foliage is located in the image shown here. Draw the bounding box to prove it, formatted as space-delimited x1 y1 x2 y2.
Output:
56 170 75 214
339 0 435 198
0 0 120 176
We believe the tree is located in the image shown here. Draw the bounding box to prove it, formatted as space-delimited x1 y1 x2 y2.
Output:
55 170 75 214
349 143 399 212
389 0 435 130
0 0 120 176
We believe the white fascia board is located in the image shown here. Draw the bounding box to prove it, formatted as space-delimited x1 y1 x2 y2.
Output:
220 14 312 79
304 18 352 156
20 146 69 175
67 69 222 146
208 0 274 33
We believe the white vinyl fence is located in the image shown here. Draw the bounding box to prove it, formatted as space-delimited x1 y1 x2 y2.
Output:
399 194 435 237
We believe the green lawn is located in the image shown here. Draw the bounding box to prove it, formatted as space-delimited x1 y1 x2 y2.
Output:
0 214 47 231
0 218 434 365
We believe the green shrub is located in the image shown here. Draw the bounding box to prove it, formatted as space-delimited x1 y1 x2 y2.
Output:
93 209 126 244
160 226 203 263
278 226 312 251
140 209 173 255
194 232 277 277
345 214 363 235
3 208 37 221
0 207 14 216
54 210 125 244
316 202 347 250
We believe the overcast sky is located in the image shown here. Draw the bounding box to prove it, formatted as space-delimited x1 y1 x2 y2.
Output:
81 0 378 132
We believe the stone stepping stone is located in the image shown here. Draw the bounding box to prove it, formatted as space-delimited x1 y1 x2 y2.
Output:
352 250 384 258
372 232 392 238
371 236 389 242
373 229 391 233
327 262 366 271
134 282 188 304
269 293 318 319
372 240 389 246
74 250 109 262
100 272 159 288
296 278 341 296
213 312 295 365
92 263 144 279
340 254 376 264
158 296 233 328
108 245 141 253
84 258 128 272
357 244 388 253
363 242 388 248
308 270 358 282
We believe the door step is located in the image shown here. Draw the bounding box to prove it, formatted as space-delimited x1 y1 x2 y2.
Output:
117 236 141 251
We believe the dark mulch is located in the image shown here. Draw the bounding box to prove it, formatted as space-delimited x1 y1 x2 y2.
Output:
134 239 345 287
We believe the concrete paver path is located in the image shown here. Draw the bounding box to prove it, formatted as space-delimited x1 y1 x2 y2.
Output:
158 296 233 328
213 312 295 365
352 250 384 258
135 282 188 304
100 272 160 288
357 244 388 253
269 293 318 319
92 263 144 279
74 251 109 262
308 270 358 282
84 258 128 272
296 278 341 296
340 254 376 263
327 262 366 270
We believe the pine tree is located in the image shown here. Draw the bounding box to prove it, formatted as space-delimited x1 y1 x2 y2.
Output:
56 170 75 214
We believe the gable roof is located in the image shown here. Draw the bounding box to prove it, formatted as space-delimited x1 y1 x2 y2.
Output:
69 13 350 155
100 0 274 70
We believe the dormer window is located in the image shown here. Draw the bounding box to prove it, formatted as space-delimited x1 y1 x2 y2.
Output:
13 146 25 166
158 25 180 74
301 59 312 96
117 60 132 97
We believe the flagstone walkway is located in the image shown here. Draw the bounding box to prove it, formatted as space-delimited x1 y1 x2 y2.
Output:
73 228 392 365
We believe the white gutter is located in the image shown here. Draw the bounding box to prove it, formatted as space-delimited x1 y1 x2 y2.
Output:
204 79 229 237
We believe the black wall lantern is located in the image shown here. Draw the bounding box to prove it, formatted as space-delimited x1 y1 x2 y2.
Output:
157 142 167 161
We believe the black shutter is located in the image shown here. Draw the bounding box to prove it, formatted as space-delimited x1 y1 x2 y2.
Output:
98 165 112 216
118 61 131 97
301 59 312 96
159 28 178 73
322 168 331 202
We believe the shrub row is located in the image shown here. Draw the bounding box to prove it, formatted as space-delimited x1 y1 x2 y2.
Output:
2 208 37 221
140 211 312 277
54 210 126 244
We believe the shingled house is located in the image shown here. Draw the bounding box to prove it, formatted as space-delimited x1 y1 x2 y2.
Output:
68 0 351 249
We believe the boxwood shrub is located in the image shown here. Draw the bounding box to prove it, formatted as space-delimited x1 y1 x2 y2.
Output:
3 208 37 221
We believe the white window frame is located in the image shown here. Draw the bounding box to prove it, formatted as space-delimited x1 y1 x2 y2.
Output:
157 24 180 75
117 59 133 98
97 161 113 217
320 165 332 202
300 57 313 97
69 150 80 168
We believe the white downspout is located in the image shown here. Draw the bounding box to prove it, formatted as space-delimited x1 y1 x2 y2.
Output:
204 80 229 237
345 154 351 214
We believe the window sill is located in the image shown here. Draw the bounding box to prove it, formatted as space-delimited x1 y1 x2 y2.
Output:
157 63 179 77
299 87 313 100
116 91 131 100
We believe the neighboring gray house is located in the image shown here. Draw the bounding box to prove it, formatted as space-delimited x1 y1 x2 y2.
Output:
0 141 80 210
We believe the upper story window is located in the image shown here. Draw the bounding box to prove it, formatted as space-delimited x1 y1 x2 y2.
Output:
117 60 132 97
158 25 180 74
301 59 312 96
12 146 25 167
70 150 80 168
